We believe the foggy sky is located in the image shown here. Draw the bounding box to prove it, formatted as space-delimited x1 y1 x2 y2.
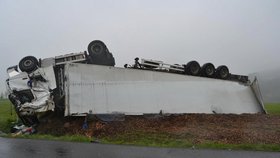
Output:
0 0 280 93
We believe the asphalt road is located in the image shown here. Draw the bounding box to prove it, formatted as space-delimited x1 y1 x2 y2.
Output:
0 137 279 158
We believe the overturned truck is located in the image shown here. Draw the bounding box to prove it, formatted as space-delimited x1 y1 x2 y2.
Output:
6 40 265 126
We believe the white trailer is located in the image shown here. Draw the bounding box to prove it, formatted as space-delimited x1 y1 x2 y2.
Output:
64 63 265 116
5 40 265 126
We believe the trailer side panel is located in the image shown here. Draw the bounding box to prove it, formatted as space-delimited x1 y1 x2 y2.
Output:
64 63 264 116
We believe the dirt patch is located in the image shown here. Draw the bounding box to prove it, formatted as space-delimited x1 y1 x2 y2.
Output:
37 114 280 144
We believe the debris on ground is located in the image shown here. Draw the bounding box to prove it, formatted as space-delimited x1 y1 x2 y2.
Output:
36 114 280 144
11 125 37 136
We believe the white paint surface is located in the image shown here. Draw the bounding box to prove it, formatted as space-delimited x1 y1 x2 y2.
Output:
64 63 264 116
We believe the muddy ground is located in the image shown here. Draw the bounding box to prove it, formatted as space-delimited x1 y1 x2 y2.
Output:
37 114 280 144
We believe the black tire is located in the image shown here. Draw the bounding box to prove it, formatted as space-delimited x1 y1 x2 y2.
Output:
215 65 230 79
88 40 108 56
184 61 201 76
107 52 115 66
201 63 215 77
87 40 115 66
19 56 38 73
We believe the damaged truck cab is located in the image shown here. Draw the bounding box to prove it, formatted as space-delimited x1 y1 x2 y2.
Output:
6 40 115 126
7 65 56 126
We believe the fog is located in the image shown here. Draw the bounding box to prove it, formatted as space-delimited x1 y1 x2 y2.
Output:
1 0 280 93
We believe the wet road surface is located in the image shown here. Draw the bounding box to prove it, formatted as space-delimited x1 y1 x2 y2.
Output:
0 137 279 158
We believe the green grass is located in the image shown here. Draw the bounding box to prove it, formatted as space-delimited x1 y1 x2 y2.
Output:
6 134 92 142
0 99 17 133
265 103 280 115
100 132 193 148
99 131 280 152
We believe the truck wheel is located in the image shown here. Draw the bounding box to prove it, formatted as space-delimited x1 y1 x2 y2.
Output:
19 56 39 73
87 40 115 66
184 61 201 76
201 63 215 77
215 65 230 79
107 52 115 66
88 40 107 56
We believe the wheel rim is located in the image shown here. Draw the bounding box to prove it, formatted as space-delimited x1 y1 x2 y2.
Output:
206 66 214 75
23 60 33 67
220 67 228 78
91 44 102 54
190 64 199 74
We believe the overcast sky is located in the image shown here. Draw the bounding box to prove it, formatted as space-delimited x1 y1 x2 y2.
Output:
0 0 280 93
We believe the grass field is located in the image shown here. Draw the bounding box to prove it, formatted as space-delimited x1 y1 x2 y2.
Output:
98 131 280 151
0 99 17 133
1 99 280 151
265 103 280 115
